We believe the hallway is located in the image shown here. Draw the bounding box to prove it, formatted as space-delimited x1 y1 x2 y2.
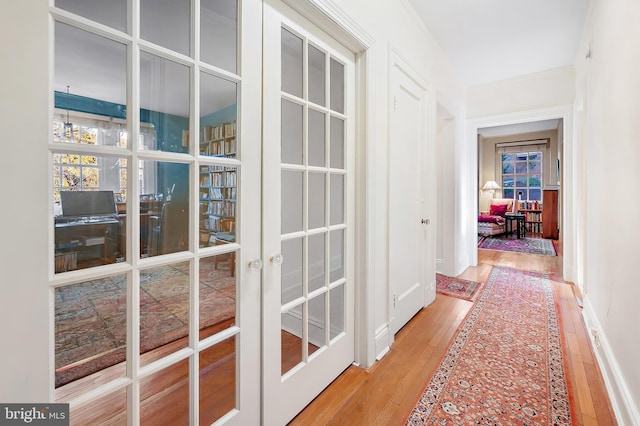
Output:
291 244 617 425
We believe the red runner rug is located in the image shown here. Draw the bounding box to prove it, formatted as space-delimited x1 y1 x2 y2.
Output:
406 266 573 425
436 273 482 302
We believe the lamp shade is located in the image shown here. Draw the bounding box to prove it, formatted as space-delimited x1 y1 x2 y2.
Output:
482 180 501 190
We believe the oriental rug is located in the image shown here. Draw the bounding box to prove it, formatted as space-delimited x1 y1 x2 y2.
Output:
435 273 482 302
55 258 235 387
405 266 573 425
478 236 557 256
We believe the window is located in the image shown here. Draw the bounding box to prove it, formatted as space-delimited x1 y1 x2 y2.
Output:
501 151 543 201
52 111 156 203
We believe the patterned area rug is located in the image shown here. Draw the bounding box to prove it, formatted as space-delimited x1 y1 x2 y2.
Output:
55 258 235 387
406 266 573 425
436 273 482 302
478 236 556 256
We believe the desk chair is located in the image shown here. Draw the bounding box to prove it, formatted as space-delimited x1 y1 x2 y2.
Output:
213 218 236 276
148 201 189 256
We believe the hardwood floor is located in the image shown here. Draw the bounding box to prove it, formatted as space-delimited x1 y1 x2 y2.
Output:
290 241 618 425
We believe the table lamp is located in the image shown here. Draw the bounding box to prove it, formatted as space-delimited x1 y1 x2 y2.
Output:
482 180 501 198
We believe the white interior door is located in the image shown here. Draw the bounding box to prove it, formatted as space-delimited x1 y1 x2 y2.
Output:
389 56 429 335
262 1 356 424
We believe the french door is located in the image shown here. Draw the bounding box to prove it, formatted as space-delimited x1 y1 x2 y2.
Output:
262 1 356 424
49 1 262 424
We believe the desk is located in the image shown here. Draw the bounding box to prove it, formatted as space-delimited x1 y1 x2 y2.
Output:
55 217 120 271
505 213 525 239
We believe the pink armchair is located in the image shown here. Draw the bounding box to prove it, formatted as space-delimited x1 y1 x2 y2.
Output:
477 198 515 236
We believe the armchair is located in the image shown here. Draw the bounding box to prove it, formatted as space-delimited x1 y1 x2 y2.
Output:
477 198 515 236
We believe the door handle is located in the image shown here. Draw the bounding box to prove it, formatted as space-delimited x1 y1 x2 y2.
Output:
270 253 284 265
421 218 430 225
248 259 263 270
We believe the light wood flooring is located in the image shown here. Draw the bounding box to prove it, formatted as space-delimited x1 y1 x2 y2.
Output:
290 241 618 425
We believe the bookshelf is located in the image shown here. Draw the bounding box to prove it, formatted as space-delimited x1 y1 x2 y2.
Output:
517 200 543 237
200 122 236 157
199 121 237 247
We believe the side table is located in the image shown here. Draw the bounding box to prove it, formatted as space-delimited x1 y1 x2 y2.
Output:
505 213 525 239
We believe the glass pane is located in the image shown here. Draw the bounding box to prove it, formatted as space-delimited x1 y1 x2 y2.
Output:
308 172 326 230
502 176 514 188
281 100 303 164
308 294 326 355
308 108 326 167
201 0 238 73
140 52 190 153
515 176 527 188
140 262 190 367
67 387 126 421
199 165 237 250
330 58 345 113
281 238 303 305
199 255 237 340
515 161 527 174
53 155 125 273
54 23 127 146
140 359 189 426
56 0 127 32
330 174 345 225
281 28 303 98
55 275 127 389
501 153 514 162
503 188 514 199
330 229 344 282
502 161 514 174
308 44 326 106
529 152 542 161
529 175 542 187
516 153 528 162
308 233 326 293
200 72 237 157
282 170 303 233
330 284 345 339
529 160 542 174
529 188 542 201
330 117 345 169
142 161 190 257
140 0 190 55
200 336 237 424
281 308 303 375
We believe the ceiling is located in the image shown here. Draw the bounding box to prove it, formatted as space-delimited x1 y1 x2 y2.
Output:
478 119 560 138
408 0 590 86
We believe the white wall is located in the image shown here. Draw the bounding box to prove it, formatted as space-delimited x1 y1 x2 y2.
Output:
575 0 640 423
0 0 52 401
335 0 466 362
467 66 575 119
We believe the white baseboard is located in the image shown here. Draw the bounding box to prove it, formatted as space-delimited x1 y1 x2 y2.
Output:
374 324 390 360
582 296 640 425
425 280 435 306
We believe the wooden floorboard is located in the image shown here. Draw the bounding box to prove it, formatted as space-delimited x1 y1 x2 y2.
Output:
290 241 618 425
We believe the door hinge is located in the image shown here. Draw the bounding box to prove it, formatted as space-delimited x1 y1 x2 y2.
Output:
393 95 397 111
393 293 397 309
